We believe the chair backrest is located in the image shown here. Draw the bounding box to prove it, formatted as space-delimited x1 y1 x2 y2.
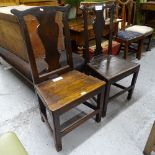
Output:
81 4 115 62
115 0 136 30
11 5 73 84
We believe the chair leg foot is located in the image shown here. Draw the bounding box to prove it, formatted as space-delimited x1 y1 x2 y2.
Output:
143 151 150 155
102 111 106 117
41 116 45 122
136 39 143 60
146 34 152 51
102 84 110 117
52 112 62 152
127 93 132 100
56 145 62 152
127 88 134 100
127 68 140 100
96 117 101 123
96 88 104 122
102 101 108 117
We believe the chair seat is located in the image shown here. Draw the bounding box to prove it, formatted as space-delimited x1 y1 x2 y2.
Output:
36 70 105 111
116 30 143 41
126 25 154 36
0 132 28 155
88 55 139 80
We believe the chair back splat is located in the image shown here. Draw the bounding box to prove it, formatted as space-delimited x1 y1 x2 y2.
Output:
11 5 73 84
81 4 115 62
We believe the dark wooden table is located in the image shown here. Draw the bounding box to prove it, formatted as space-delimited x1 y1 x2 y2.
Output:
69 18 122 47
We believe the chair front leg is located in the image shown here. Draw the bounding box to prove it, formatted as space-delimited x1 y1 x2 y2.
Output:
146 34 152 51
96 87 105 122
102 82 111 117
52 112 62 152
136 39 143 60
127 67 140 100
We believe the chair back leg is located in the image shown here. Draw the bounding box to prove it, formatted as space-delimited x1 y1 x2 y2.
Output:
146 34 153 51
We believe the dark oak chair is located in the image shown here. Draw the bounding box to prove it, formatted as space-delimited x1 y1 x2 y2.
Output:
11 5 106 151
143 121 155 155
81 4 140 117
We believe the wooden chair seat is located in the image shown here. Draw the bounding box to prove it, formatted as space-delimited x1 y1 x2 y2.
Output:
88 55 139 80
36 70 104 111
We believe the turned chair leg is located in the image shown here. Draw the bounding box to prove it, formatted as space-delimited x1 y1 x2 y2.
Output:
143 121 155 155
52 112 62 152
146 34 152 51
136 39 143 60
102 83 111 117
127 67 140 100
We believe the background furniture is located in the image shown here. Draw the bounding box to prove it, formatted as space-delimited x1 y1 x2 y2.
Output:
0 0 59 6
19 0 59 6
143 121 155 155
115 0 145 59
82 4 140 117
0 132 28 155
11 5 105 151
116 0 153 52
69 18 121 50
116 30 144 59
0 0 19 6
140 1 155 30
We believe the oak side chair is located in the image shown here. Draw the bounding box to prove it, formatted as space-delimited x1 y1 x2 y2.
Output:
11 5 106 151
81 4 140 117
